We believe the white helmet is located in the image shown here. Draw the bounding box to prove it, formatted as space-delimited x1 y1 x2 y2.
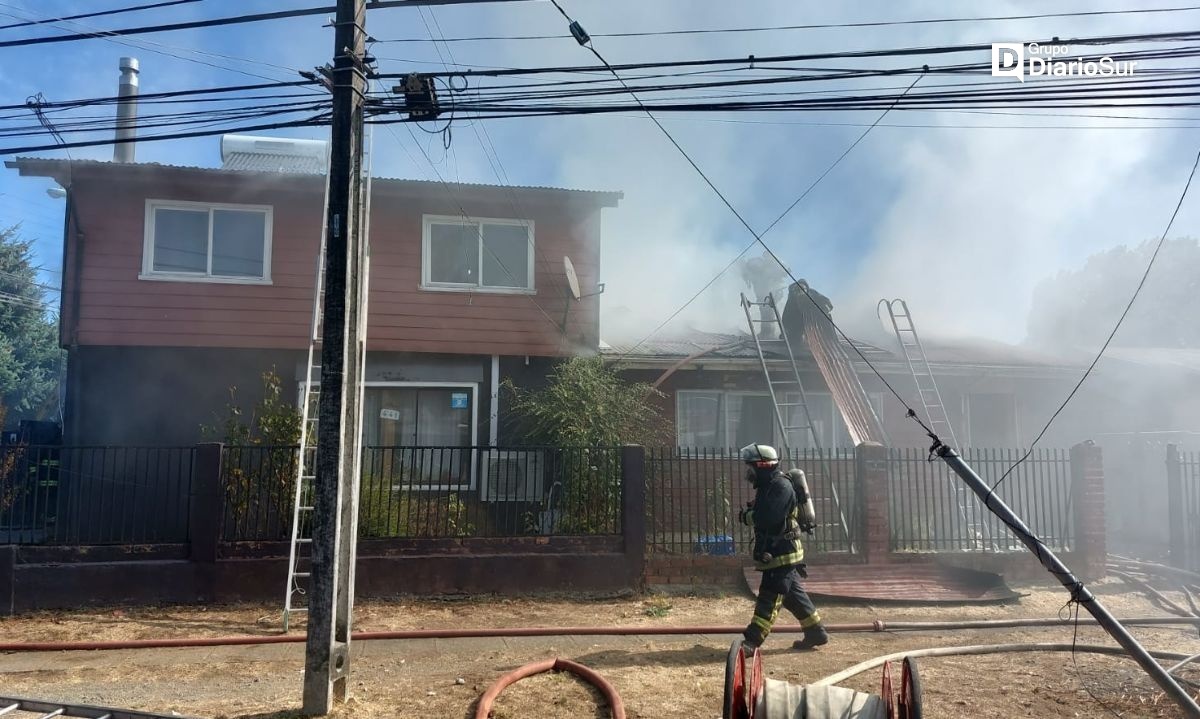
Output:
740 443 779 466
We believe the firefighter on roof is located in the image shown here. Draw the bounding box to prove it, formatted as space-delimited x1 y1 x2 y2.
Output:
738 443 828 651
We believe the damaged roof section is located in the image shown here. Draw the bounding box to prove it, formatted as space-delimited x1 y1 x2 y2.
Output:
603 328 1082 376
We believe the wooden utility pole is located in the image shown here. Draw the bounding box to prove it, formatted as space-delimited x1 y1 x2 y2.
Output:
303 0 367 712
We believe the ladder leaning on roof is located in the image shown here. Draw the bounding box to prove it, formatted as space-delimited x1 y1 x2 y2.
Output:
282 128 373 631
740 292 854 552
879 298 992 550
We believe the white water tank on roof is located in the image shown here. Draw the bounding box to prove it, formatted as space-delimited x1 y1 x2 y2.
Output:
219 134 329 163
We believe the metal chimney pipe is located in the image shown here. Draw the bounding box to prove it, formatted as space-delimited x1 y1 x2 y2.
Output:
114 57 139 163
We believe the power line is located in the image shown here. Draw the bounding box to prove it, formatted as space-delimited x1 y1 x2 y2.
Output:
394 29 1200 79
376 4 1200 44
0 115 328 155
541 0 921 413
0 2 306 85
0 267 59 293
0 80 317 114
613 74 924 365
0 1 533 50
0 0 201 31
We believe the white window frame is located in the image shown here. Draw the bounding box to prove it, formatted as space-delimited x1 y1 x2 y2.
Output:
140 199 273 284
962 392 1020 448
676 389 885 452
421 214 536 294
302 381 479 492
676 390 775 452
675 390 728 450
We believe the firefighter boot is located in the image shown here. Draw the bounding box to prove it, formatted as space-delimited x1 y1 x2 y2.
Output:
792 623 829 651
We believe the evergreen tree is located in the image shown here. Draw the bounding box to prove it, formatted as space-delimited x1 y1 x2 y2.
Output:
0 226 61 423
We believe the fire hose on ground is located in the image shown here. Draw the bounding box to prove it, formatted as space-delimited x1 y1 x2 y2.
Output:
473 657 626 719
814 643 1199 687
1 616 1198 652
472 645 1200 719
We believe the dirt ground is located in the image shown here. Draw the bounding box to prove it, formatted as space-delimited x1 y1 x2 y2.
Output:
1 578 1198 718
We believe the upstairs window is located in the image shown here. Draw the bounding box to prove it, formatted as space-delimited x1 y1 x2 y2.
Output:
142 200 272 283
422 215 534 292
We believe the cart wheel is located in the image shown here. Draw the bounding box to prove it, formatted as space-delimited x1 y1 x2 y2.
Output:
722 639 764 719
881 660 896 719
899 656 923 719
723 640 746 719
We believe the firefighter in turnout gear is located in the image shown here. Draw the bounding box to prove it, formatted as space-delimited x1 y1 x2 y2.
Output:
738 443 829 651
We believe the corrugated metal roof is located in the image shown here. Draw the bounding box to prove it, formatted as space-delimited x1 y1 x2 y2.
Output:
220 151 325 174
601 331 758 359
601 329 893 363
1101 347 1200 373
601 327 1081 372
6 156 623 201
919 338 1076 368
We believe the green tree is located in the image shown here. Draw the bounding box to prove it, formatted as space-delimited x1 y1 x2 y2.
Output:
503 356 670 447
0 226 61 423
503 356 669 532
1027 237 1200 348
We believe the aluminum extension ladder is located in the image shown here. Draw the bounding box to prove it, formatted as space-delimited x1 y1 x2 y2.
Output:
282 180 329 632
0 695 199 719
880 298 991 550
740 292 854 552
283 129 373 631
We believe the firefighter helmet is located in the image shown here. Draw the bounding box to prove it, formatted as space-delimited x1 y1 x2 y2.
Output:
740 443 779 466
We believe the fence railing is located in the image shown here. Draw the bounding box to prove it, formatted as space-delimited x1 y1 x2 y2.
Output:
1175 450 1200 572
645 447 861 557
220 445 624 542
889 447 1074 552
2 442 1085 556
0 445 194 545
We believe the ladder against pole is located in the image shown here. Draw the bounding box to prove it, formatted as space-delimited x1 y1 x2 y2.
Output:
283 165 333 632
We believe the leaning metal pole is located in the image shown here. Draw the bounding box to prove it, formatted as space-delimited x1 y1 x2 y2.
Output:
935 445 1200 717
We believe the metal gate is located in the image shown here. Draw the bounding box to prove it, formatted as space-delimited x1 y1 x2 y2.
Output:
1168 445 1200 572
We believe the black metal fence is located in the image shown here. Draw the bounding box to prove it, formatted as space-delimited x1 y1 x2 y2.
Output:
221 445 624 542
889 447 1074 552
0 445 194 545
1175 449 1200 572
220 445 299 542
645 447 862 557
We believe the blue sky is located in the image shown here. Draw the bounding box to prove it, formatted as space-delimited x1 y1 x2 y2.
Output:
2 0 1199 344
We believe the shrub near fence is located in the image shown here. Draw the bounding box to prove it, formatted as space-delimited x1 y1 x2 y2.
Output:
0 445 193 545
889 447 1074 552
645 447 861 557
220 445 624 542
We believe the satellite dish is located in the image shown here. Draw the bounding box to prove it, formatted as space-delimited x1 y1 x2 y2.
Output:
563 255 582 301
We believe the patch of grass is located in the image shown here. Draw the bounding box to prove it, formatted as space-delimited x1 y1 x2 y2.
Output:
641 595 673 618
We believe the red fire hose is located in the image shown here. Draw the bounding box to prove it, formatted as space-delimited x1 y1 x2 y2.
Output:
473 658 625 719
0 616 1195 652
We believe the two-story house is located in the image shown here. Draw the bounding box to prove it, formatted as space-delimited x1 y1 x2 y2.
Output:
7 135 621 462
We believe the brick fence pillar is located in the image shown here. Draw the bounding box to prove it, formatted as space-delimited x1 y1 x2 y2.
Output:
190 443 224 563
0 544 13 616
856 442 889 564
1070 441 1106 581
621 445 646 590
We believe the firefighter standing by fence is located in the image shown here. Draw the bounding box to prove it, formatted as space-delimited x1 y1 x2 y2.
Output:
738 443 829 651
